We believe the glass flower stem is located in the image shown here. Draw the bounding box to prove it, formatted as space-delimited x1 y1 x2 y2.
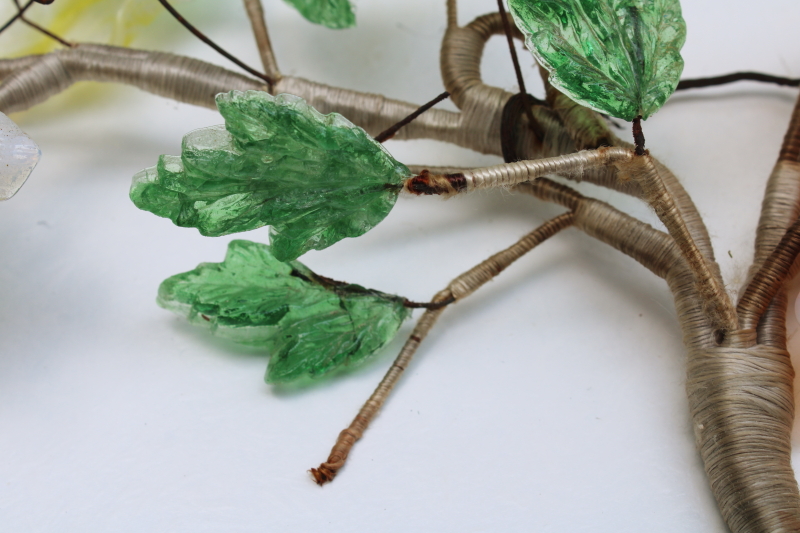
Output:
310 212 575 485
242 0 281 81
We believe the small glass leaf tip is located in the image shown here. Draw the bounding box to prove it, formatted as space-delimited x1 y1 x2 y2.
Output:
284 0 356 29
508 0 686 121
130 91 409 261
157 240 411 383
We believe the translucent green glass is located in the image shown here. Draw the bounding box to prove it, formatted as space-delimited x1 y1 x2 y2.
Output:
284 0 355 29
130 91 410 261
158 240 410 383
508 0 686 121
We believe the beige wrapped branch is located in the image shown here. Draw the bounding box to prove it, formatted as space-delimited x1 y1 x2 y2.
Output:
241 0 280 81
311 212 576 485
2 2 800 532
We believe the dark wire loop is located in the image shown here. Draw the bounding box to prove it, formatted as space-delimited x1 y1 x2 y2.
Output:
500 93 544 163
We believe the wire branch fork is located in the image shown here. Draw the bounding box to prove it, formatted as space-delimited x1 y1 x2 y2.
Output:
310 212 575 485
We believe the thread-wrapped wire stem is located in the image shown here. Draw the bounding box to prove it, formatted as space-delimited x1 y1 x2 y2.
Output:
242 0 280 80
403 147 633 195
156 0 275 87
619 155 737 334
310 212 576 484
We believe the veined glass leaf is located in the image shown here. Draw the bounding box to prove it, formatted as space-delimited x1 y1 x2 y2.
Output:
284 0 355 29
131 91 409 261
158 240 410 383
508 0 686 120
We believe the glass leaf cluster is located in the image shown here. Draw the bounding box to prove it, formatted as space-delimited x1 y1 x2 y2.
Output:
158 240 410 383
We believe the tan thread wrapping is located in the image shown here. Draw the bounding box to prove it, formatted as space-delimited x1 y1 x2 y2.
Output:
446 0 458 28
668 264 800 533
310 299 448 485
686 343 800 532
545 85 616 150
779 94 800 163
448 212 574 299
402 148 634 196
539 65 719 269
750 161 800 269
619 155 737 333
0 44 267 113
457 147 633 191
521 168 800 533
757 291 788 348
242 0 281 80
516 179 680 279
312 213 575 484
274 75 464 144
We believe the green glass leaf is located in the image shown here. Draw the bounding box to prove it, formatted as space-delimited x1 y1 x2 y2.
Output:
158 240 410 383
130 90 410 261
284 0 355 29
508 0 686 120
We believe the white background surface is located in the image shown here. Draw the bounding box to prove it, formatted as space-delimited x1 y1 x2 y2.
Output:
2 1 800 531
